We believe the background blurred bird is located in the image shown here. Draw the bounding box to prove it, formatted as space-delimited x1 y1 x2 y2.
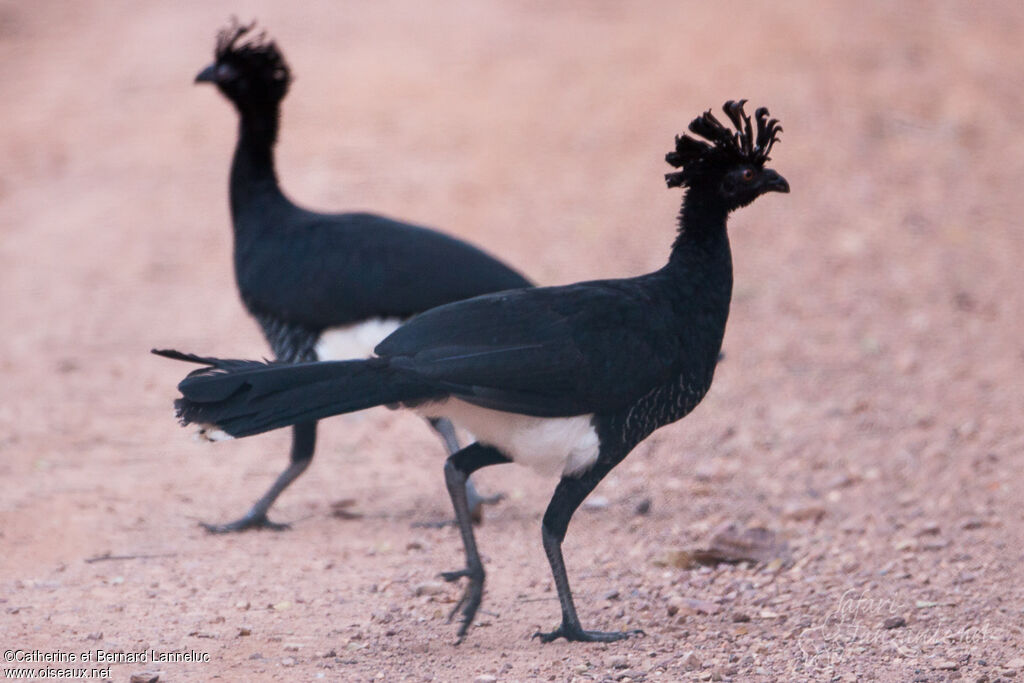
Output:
189 20 532 533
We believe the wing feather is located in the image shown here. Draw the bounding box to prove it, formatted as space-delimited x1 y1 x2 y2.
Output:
377 280 678 417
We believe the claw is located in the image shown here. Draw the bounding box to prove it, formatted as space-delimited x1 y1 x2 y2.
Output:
440 568 471 583
532 624 645 644
200 514 291 534
446 592 468 623
437 567 484 639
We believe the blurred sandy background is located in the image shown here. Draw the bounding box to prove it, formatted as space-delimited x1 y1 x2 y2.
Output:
2 2 1023 680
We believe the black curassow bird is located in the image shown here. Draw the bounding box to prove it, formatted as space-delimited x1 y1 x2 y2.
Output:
155 100 788 642
190 21 531 532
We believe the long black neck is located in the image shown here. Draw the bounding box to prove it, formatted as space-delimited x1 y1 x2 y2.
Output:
660 187 734 360
666 188 732 284
669 188 730 259
595 187 737 458
229 100 288 224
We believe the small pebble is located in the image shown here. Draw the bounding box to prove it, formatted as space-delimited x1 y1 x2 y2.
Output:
921 539 950 551
414 582 446 596
883 616 906 629
656 550 697 569
782 503 826 522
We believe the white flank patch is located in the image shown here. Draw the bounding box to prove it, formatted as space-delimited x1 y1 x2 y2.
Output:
417 399 599 478
315 318 403 361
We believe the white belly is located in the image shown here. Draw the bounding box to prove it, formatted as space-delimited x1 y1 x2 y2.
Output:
315 318 403 361
417 398 599 478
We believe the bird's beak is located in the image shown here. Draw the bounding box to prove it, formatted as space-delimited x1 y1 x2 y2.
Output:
195 63 218 84
761 169 790 194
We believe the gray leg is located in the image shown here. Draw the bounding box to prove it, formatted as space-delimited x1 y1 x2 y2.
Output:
428 418 504 522
429 417 461 453
533 463 645 643
437 442 511 642
201 421 317 534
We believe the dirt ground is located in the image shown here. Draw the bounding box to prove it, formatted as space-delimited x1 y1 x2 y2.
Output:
2 1 1023 681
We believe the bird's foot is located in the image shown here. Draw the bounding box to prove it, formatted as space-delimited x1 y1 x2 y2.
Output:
439 567 484 642
200 513 291 534
439 567 472 583
532 623 645 644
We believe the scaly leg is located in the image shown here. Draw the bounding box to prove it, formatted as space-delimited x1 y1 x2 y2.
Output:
533 463 645 643
427 418 504 523
438 442 511 642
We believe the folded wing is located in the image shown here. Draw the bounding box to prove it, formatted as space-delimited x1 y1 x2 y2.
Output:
376 281 680 417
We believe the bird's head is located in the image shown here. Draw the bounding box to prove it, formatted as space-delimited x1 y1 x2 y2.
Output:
195 20 291 108
665 100 788 211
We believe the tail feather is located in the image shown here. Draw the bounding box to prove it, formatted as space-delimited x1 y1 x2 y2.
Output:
152 349 441 438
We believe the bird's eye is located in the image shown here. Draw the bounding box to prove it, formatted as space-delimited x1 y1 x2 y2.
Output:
216 63 237 81
740 169 755 182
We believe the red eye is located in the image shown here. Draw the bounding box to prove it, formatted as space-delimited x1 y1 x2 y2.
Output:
741 169 755 182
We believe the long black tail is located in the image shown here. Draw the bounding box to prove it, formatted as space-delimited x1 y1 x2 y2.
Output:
152 349 442 438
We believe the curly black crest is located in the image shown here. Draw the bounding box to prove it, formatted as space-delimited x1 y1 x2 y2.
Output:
665 100 782 188
214 18 290 87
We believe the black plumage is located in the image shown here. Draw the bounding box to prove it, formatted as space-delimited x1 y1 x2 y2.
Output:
156 99 789 642
190 20 531 532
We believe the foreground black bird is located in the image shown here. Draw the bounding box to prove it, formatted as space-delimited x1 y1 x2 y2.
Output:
155 100 788 642
190 21 531 532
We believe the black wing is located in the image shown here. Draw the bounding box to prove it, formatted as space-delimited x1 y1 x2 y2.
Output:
236 211 531 328
375 278 681 417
